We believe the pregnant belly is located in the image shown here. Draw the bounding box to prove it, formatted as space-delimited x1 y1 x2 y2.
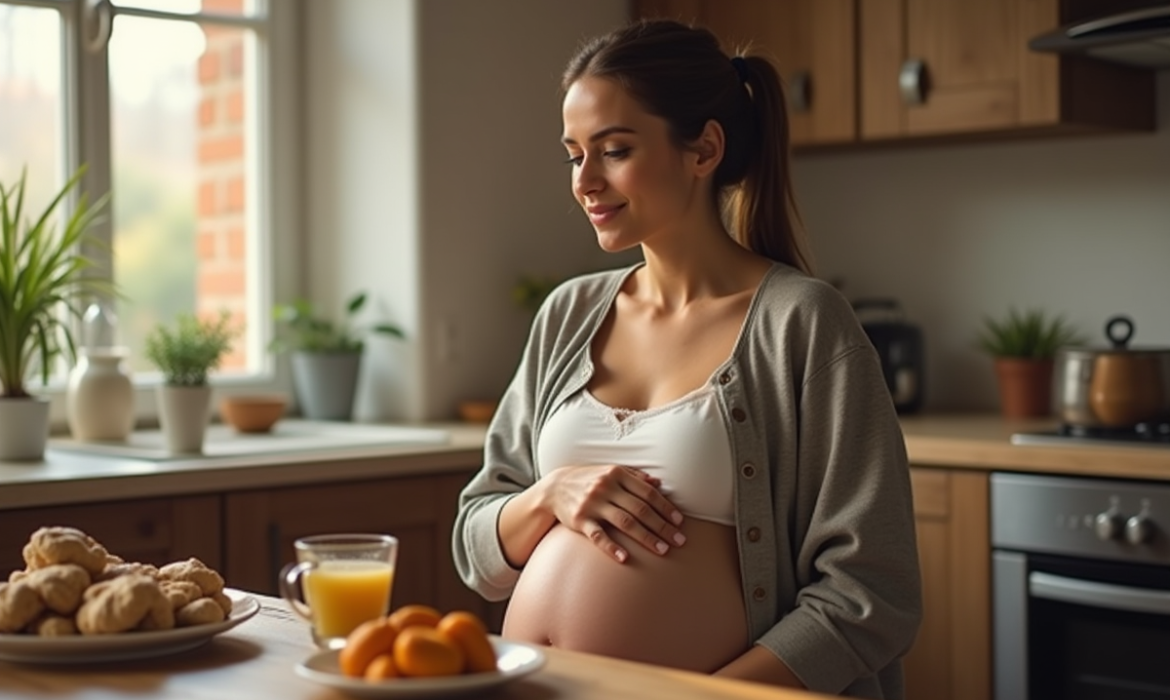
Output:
502 519 748 673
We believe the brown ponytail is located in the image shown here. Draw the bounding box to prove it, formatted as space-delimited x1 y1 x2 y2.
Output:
564 20 814 275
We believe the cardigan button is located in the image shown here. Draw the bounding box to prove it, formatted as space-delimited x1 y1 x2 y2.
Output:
752 586 767 601
747 527 761 542
741 463 756 479
731 408 746 422
718 372 732 385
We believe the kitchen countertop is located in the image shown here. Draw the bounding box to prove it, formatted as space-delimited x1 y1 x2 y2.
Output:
2 414 1167 512
0 420 490 511
0 593 837 700
900 414 1170 481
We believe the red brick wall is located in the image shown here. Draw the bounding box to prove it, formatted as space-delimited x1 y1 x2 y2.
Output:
196 0 248 369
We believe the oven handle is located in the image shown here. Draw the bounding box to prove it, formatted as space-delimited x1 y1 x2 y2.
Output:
1030 571 1170 615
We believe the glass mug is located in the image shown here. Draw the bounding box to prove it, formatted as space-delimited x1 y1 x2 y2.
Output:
279 533 398 649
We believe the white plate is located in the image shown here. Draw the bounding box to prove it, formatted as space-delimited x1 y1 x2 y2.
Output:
295 638 546 698
0 588 260 664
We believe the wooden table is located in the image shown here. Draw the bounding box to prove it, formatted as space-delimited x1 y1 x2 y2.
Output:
0 594 835 700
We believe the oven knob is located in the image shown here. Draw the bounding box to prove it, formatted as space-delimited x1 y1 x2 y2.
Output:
1094 511 1124 541
1125 515 1154 545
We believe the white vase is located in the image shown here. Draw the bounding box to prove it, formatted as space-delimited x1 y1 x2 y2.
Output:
0 396 51 461
66 348 135 441
156 385 212 454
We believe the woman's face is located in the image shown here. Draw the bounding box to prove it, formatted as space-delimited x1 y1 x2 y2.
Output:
562 76 698 253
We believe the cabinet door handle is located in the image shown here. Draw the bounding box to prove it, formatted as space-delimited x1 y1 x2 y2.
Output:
137 519 157 539
899 58 928 106
788 71 811 114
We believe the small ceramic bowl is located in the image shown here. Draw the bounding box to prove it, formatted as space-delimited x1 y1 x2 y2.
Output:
220 394 288 433
457 400 498 424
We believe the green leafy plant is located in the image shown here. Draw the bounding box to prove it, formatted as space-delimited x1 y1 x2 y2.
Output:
0 166 112 398
512 274 561 314
270 292 403 354
144 310 238 386
977 308 1084 359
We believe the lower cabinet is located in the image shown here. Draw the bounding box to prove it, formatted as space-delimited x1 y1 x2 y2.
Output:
223 469 507 632
905 467 991 700
0 495 223 574
0 468 506 633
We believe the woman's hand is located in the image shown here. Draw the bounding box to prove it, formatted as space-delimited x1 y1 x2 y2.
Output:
540 465 686 563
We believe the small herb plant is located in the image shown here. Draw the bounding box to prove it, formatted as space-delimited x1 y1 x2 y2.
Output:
512 275 561 315
270 292 403 354
0 166 111 398
144 310 238 386
977 308 1084 359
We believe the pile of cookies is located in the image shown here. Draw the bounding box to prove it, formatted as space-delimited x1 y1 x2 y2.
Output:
0 526 232 636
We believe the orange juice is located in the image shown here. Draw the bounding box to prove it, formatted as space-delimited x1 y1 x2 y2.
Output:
303 560 394 638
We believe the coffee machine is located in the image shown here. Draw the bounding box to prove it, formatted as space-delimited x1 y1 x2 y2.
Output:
852 299 925 414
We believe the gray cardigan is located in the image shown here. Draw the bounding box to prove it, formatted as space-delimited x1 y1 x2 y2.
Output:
452 263 922 699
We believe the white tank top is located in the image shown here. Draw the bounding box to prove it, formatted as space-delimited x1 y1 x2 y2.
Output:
536 384 735 526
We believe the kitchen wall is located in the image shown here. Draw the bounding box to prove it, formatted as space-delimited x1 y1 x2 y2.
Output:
305 0 631 421
794 72 1170 412
306 1 1169 420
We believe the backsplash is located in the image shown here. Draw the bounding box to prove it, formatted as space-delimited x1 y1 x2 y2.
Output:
794 72 1170 413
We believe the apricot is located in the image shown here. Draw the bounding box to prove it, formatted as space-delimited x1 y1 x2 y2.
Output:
364 653 399 681
388 604 442 630
393 626 465 677
437 611 497 674
339 618 399 678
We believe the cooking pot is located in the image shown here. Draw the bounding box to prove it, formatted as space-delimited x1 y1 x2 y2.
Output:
1053 315 1170 429
853 298 925 414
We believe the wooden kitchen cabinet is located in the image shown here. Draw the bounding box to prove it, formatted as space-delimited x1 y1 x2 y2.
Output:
632 0 857 148
904 467 991 700
0 495 223 574
860 0 1155 141
224 470 506 631
636 0 1154 148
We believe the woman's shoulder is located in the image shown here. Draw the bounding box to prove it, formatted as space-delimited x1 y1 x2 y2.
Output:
744 263 872 365
755 263 856 323
539 265 635 315
552 265 633 296
526 265 636 342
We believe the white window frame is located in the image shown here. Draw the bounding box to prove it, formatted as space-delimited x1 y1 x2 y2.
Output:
2 0 301 427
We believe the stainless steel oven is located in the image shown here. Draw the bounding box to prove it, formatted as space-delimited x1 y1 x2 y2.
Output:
992 472 1170 700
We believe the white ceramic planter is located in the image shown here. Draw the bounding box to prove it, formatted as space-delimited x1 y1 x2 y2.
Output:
0 396 51 461
66 348 135 441
156 385 212 454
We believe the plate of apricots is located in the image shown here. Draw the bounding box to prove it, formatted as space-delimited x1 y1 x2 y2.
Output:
295 605 545 698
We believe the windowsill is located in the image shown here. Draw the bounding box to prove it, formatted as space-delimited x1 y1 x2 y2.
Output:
37 370 292 435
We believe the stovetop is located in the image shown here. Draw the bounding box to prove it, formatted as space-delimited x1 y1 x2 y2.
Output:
1011 422 1170 449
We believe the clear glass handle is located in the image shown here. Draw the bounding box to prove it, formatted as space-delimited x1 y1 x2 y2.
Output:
278 561 316 621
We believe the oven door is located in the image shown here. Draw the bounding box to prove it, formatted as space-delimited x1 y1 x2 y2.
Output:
995 551 1170 700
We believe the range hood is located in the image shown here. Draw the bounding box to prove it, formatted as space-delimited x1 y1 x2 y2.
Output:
1029 4 1170 68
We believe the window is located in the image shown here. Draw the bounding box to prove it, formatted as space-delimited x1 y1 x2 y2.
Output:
0 0 297 391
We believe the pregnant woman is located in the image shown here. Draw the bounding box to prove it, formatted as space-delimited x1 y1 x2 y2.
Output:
452 19 921 699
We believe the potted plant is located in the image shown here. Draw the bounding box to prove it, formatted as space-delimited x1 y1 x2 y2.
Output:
271 292 403 421
0 166 111 461
978 308 1084 419
144 310 237 453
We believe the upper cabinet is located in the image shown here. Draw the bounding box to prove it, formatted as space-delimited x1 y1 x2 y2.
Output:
633 0 857 148
630 0 1156 151
859 0 1155 141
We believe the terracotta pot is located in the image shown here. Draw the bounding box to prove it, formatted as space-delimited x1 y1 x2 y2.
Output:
994 358 1054 419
